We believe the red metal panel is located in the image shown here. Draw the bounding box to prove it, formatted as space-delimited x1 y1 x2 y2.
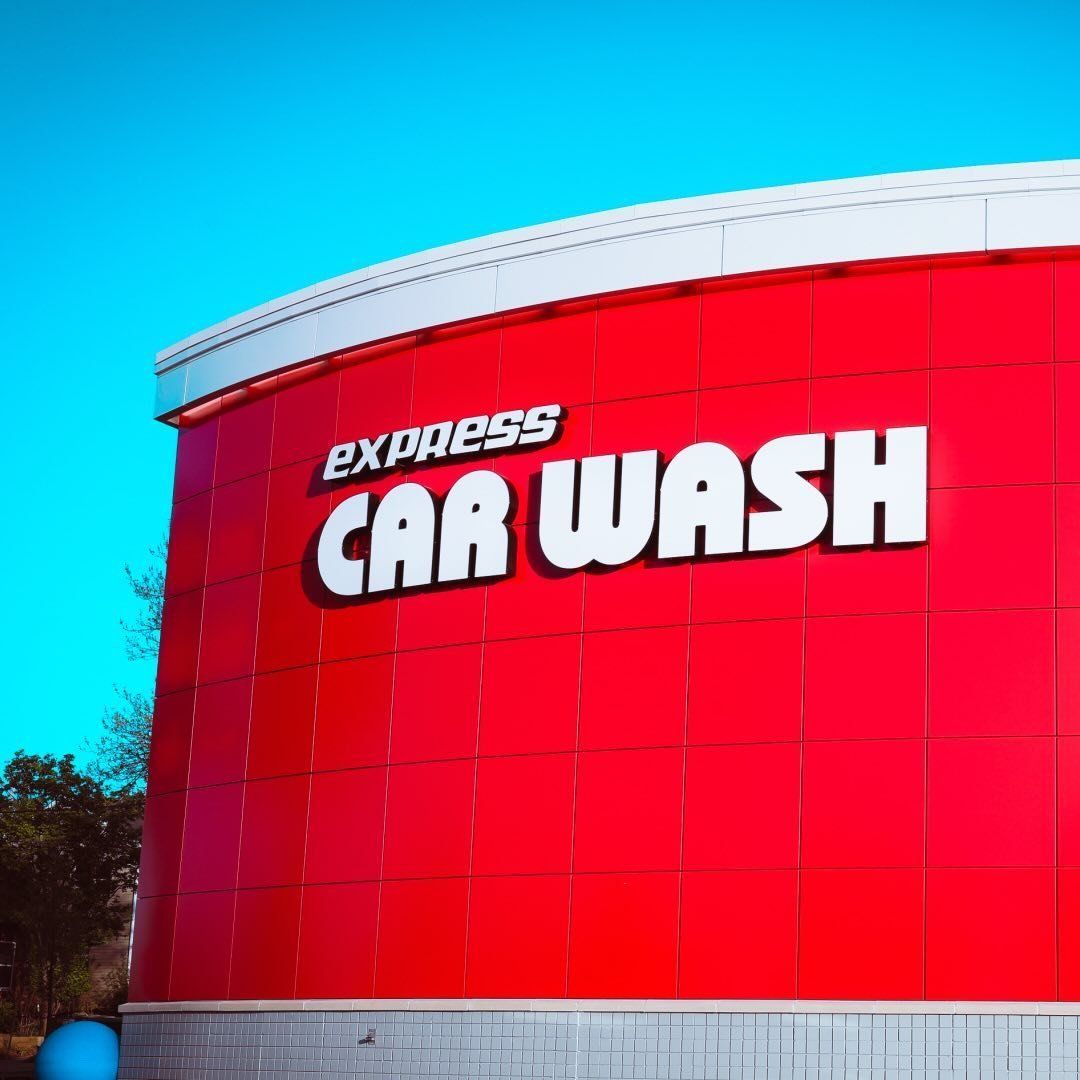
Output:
499 304 596 410
579 626 688 751
138 791 186 898
229 886 302 1000
928 737 1054 866
188 678 251 788
478 635 581 757
1057 257 1080 363
172 417 218 503
931 256 1053 368
472 754 574 876
803 613 926 740
928 610 1054 737
926 868 1055 1000
583 558 691 634
590 389 696 460
262 460 331 571
255 564 322 673
320 594 398 663
811 262 930 378
928 485 1053 610
595 290 699 401
396 579 485 651
567 872 679 998
810 369 929 437
304 767 386 884
484 526 586 638
1059 869 1080 999
679 870 797 998
237 774 310 889
271 370 339 469
798 869 924 1000
375 878 468 997
247 666 317 779
312 655 393 771
156 588 203 696
693 547 806 623
127 894 176 1002
572 748 682 874
801 740 925 868
700 272 811 389
215 394 274 487
296 882 378 998
465 875 570 998
390 644 482 764
164 491 211 597
382 760 475 879
687 619 803 745
336 343 414 445
683 744 800 870
698 380 809 460
170 891 235 1001
205 473 268 585
179 783 242 894
135 247 1080 1005
1058 738 1080 866
198 575 260 684
930 363 1054 488
146 689 194 796
411 322 500 428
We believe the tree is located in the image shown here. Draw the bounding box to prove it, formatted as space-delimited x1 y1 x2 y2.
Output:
86 538 166 792
0 753 141 1033
119 539 167 663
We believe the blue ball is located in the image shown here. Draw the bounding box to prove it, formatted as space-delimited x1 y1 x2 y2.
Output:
35 1021 119 1080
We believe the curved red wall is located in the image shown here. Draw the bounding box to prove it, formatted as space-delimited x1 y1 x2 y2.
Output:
132 250 1080 1003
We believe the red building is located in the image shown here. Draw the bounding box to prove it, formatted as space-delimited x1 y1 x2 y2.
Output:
121 162 1080 1078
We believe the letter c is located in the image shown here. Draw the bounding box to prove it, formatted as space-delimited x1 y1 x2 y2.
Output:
317 492 372 596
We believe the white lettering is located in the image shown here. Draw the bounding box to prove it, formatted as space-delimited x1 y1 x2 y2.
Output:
538 451 659 570
366 484 436 592
831 426 928 545
657 442 744 558
438 471 512 583
317 492 372 595
748 433 829 551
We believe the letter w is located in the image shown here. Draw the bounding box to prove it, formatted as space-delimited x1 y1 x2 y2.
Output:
538 451 659 570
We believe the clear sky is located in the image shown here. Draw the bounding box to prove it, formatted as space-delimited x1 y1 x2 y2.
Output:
1 0 1078 765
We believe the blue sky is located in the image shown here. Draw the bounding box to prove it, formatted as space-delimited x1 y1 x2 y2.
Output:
2 0 1078 765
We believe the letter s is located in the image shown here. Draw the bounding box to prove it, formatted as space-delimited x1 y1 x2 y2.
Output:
520 404 562 446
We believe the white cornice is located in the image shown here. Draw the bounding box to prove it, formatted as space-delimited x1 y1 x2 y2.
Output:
154 160 1080 421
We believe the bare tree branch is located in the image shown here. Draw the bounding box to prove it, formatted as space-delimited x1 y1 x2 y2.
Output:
86 536 167 792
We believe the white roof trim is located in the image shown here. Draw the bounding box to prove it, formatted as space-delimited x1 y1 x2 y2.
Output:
154 160 1080 420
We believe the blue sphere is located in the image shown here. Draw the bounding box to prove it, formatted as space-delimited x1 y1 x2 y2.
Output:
36 1021 119 1080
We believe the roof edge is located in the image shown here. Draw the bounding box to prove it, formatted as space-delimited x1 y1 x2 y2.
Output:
155 160 1080 420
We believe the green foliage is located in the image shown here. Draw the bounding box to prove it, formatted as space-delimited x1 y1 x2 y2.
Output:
0 999 15 1034
88 689 154 794
93 966 128 1016
0 752 141 1032
30 958 91 1005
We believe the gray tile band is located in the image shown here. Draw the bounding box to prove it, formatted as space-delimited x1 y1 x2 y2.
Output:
118 1007 1080 1079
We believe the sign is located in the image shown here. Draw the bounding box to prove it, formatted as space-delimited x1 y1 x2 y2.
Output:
323 405 563 478
317 404 928 598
